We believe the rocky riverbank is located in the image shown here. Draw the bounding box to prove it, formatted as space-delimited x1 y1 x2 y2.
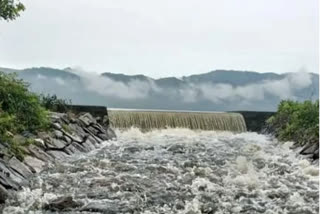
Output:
0 112 116 208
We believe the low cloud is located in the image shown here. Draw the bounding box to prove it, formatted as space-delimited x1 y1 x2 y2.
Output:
71 68 161 99
68 68 313 104
179 72 313 103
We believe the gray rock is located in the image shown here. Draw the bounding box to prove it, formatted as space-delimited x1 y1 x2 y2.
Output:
0 184 9 203
71 142 89 153
27 144 54 162
44 196 83 211
34 138 45 148
92 124 106 134
64 144 82 155
9 157 33 179
62 130 82 143
53 130 64 139
79 113 96 126
23 156 46 173
47 151 70 161
300 143 319 155
0 161 24 190
52 122 62 130
68 124 87 138
86 136 99 147
83 127 103 144
167 144 185 153
98 133 110 141
88 126 98 135
46 138 68 150
82 140 96 151
81 202 119 213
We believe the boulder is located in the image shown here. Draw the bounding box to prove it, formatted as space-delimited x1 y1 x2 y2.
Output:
71 142 89 153
53 130 64 139
68 124 87 138
79 113 96 126
0 161 24 190
0 185 9 203
62 130 82 143
45 138 68 150
82 140 96 152
81 202 119 213
27 145 54 162
64 144 82 155
23 156 46 173
300 143 319 155
8 157 33 179
52 122 62 130
44 196 83 211
47 151 70 161
83 127 103 144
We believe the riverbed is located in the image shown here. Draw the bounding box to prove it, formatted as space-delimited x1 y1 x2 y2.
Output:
3 128 319 213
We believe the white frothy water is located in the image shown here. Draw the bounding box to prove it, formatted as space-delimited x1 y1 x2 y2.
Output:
3 128 319 213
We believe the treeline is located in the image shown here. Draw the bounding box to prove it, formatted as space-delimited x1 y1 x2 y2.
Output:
0 72 69 160
267 100 319 147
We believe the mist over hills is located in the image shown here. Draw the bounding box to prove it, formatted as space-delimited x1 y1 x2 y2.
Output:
1 67 318 111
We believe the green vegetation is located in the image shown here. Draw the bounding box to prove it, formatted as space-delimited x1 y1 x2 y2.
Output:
267 100 319 146
40 94 71 113
0 72 49 132
0 0 25 21
0 72 49 159
0 72 73 160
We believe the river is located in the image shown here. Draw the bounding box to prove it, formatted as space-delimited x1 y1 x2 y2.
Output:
3 128 319 213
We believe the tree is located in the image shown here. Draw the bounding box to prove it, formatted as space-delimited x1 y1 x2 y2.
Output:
0 0 25 21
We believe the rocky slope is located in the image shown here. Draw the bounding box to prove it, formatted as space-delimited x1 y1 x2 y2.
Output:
0 112 116 206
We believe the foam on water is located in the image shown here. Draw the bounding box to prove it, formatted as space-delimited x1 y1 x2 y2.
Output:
3 128 319 213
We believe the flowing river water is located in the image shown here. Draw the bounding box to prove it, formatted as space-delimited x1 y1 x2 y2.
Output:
3 128 319 214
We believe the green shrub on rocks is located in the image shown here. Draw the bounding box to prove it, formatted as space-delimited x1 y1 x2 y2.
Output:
0 72 50 159
0 72 49 132
40 94 71 113
267 100 319 146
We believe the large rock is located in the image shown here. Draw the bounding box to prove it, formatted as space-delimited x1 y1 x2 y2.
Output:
81 202 120 213
45 138 68 150
47 151 70 161
0 161 24 190
23 156 46 173
8 157 33 179
27 145 54 162
79 113 96 126
44 196 83 211
64 144 83 155
0 185 9 203
300 143 319 155
62 130 82 143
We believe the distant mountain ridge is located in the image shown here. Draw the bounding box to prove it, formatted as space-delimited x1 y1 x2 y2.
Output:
0 66 318 111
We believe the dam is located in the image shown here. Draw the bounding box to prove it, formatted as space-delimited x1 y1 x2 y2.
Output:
108 109 247 132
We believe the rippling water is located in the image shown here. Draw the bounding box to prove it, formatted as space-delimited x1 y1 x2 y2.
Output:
4 128 319 214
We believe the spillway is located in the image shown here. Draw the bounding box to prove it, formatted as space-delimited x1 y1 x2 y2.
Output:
109 110 247 132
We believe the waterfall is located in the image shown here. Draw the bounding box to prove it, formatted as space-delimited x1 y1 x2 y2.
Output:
109 110 247 132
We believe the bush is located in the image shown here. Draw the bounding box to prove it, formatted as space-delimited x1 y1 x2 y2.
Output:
0 72 49 132
267 100 319 146
40 94 71 113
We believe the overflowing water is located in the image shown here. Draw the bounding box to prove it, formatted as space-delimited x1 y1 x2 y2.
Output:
109 111 247 132
3 128 319 214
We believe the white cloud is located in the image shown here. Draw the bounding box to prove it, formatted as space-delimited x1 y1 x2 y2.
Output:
71 69 160 99
185 72 313 103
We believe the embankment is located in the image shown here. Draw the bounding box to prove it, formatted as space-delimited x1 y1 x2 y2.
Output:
0 111 115 206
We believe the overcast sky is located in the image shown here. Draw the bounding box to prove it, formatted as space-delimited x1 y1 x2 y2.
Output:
0 0 318 78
